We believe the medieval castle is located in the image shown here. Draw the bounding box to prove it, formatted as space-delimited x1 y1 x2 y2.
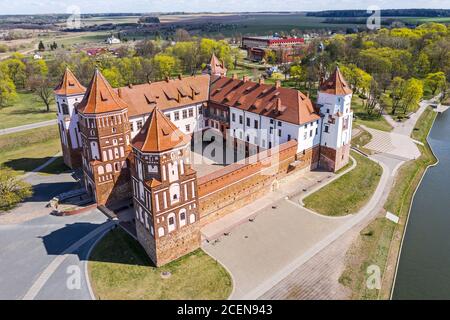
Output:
54 54 353 266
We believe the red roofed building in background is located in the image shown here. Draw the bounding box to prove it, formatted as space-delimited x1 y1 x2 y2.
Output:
241 36 308 63
54 57 353 266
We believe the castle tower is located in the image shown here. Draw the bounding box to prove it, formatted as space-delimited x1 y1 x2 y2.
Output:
203 53 227 77
317 67 353 172
131 107 200 267
76 69 132 205
54 68 86 169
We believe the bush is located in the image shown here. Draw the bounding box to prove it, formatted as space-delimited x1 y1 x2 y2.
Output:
0 167 33 212
0 44 8 53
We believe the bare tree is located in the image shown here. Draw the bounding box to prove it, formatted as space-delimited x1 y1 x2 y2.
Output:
28 76 54 112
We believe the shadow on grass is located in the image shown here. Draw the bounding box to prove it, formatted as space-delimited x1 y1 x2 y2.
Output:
3 156 70 175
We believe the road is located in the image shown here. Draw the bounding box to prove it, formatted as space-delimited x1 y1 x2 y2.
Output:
0 210 110 300
0 119 57 136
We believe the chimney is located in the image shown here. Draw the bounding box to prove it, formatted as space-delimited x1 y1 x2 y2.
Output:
128 83 133 89
258 78 265 85
165 76 170 82
232 73 238 80
178 74 182 80
243 75 249 82
277 98 282 110
275 80 281 89
117 88 122 98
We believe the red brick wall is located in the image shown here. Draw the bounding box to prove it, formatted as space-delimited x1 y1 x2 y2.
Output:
319 144 350 172
197 142 320 226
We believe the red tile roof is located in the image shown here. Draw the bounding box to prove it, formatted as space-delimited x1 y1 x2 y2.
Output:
54 68 86 96
77 69 128 115
116 75 210 117
132 107 191 153
319 67 352 96
209 76 320 125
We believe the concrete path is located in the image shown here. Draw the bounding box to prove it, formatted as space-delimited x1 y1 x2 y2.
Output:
0 210 109 300
0 119 57 136
203 155 397 299
362 126 420 161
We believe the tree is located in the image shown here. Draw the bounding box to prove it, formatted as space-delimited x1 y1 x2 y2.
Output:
174 29 191 42
365 78 381 115
152 54 178 80
290 65 303 88
0 64 17 108
389 77 406 115
135 39 160 57
0 167 32 212
3 58 26 88
425 71 446 96
265 50 277 64
400 78 423 113
38 40 45 51
28 75 54 112
102 67 123 87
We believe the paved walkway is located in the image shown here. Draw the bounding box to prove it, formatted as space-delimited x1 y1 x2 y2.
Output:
362 126 420 161
0 119 57 136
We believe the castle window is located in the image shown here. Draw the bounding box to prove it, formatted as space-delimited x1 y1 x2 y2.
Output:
158 227 165 237
112 127 116 133
106 164 112 172
169 183 180 204
168 213 176 232
310 130 313 137
278 129 281 137
324 125 329 133
254 120 258 129
189 213 196 224
182 109 188 119
57 102 61 113
174 111 180 121
232 113 236 122
239 115 243 124
62 103 69 115
287 134 291 141
188 108 194 117
97 166 104 175
180 210 186 227
137 121 143 130
114 162 120 171
185 124 190 132
112 139 118 146
316 128 318 135
246 118 250 126
326 109 330 114
304 132 307 139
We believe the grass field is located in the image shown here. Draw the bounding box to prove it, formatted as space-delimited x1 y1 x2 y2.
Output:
352 96 393 132
0 92 56 129
0 125 62 176
339 106 437 299
88 228 233 300
303 151 382 216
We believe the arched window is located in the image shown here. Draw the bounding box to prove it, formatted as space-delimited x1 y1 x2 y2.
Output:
189 213 196 224
179 209 186 227
97 166 104 175
158 227 165 237
106 164 112 172
169 183 180 205
114 162 120 172
167 213 176 232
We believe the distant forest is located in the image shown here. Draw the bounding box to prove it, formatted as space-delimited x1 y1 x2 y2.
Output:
307 9 450 17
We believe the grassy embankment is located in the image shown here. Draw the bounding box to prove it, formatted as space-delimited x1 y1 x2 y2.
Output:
0 92 56 129
0 125 66 176
88 228 233 300
338 106 437 299
303 151 382 216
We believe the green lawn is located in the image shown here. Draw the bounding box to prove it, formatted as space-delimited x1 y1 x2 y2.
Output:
88 228 233 300
303 151 382 216
0 92 56 129
352 96 393 132
339 106 437 300
0 125 62 176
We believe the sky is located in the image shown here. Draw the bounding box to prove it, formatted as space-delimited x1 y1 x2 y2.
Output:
0 0 449 15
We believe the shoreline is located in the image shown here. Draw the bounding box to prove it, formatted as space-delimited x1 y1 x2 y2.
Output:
386 111 440 299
